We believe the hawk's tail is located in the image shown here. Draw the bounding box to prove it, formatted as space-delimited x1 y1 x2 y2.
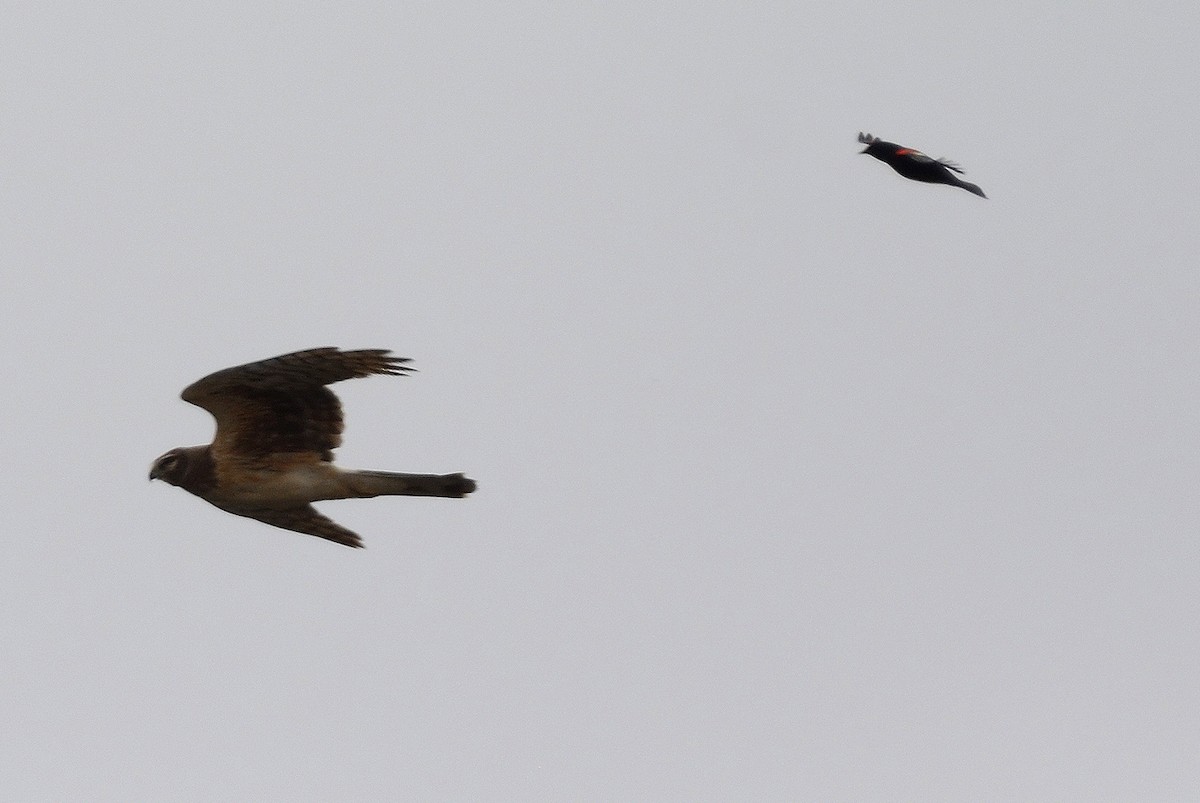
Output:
347 470 477 498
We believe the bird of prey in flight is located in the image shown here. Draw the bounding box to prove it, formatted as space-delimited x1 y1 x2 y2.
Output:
150 347 475 548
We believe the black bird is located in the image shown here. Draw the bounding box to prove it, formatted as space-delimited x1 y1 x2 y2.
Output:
857 132 986 198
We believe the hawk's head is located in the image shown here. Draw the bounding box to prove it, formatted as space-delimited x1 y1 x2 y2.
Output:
149 448 186 484
149 446 216 495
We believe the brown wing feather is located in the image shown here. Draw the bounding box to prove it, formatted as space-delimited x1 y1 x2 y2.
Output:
181 348 412 462
241 505 364 548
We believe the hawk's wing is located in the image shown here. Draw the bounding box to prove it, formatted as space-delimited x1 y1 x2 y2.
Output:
241 505 365 548
181 347 412 462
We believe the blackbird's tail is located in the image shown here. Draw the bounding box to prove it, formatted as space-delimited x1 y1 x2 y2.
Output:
955 178 987 198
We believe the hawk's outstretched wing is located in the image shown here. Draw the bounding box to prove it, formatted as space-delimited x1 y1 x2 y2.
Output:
241 505 365 548
180 348 412 462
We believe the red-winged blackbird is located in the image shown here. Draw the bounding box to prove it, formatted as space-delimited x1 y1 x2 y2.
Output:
857 132 986 198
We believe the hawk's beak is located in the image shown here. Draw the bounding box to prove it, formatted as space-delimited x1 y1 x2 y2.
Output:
149 466 160 481
860 147 870 154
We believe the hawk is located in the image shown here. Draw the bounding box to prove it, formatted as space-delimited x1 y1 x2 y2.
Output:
150 347 476 548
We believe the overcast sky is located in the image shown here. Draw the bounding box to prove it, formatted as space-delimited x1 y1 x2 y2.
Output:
3 2 1198 800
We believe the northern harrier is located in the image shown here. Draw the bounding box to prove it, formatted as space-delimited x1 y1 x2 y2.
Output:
150 347 476 548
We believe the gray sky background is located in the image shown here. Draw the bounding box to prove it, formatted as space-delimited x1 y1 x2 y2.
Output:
3 2 1198 800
